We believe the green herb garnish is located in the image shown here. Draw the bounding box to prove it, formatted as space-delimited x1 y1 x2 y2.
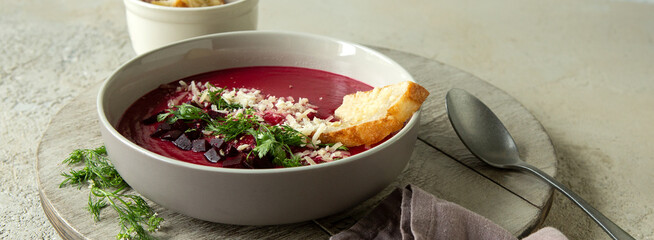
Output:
157 103 209 123
270 125 307 147
249 124 305 167
161 104 311 167
204 109 259 141
206 84 242 110
60 146 125 189
60 146 163 240
154 84 345 168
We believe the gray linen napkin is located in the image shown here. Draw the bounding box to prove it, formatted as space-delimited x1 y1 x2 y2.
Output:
331 185 567 240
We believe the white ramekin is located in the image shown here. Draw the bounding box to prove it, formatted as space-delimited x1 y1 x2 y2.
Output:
123 0 258 54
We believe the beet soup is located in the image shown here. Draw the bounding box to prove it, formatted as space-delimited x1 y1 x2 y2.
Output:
118 66 382 169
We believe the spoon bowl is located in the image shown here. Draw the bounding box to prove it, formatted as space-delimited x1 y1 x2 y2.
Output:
444 88 522 168
445 88 634 240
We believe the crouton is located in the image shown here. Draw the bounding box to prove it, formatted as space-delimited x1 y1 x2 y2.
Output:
317 81 429 147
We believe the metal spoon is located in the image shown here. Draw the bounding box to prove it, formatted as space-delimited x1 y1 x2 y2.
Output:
445 88 634 240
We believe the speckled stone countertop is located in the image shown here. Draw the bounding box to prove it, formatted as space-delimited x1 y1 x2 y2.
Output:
1 0 652 239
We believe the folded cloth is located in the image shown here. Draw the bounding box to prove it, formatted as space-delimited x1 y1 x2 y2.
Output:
331 185 567 240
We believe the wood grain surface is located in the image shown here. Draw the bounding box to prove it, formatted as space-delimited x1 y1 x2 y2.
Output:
36 47 556 239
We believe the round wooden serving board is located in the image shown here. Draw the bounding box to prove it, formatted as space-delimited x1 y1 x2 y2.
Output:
37 47 557 239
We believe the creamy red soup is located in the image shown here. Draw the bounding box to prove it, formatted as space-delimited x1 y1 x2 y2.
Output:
118 66 382 169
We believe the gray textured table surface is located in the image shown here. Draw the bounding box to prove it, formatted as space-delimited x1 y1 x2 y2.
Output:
2 0 653 239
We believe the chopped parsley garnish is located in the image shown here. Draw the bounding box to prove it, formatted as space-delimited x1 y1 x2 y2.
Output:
60 146 163 240
249 124 306 167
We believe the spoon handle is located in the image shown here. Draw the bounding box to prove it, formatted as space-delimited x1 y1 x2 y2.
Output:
516 163 635 240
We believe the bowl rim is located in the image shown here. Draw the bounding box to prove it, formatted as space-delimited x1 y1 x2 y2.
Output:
98 30 420 174
125 0 253 12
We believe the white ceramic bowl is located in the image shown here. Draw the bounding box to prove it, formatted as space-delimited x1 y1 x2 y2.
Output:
123 0 258 54
98 31 420 225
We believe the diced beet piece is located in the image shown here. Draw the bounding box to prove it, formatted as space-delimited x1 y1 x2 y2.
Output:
185 130 202 140
222 155 244 168
150 122 172 138
161 129 182 141
158 122 172 130
142 111 163 125
251 156 274 169
192 139 209 152
224 144 239 157
209 138 224 149
150 129 167 138
173 134 192 150
242 160 253 169
171 120 189 131
190 101 203 108
204 147 222 163
208 110 226 119
191 121 206 130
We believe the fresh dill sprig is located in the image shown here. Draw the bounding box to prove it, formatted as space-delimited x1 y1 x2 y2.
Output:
91 187 163 240
269 125 306 147
60 146 126 189
157 103 210 123
60 146 163 240
205 109 259 141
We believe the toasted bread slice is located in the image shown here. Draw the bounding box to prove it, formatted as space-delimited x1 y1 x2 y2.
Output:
317 81 429 147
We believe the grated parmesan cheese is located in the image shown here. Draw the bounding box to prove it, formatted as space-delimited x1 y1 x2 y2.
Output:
236 144 250 151
303 156 317 165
